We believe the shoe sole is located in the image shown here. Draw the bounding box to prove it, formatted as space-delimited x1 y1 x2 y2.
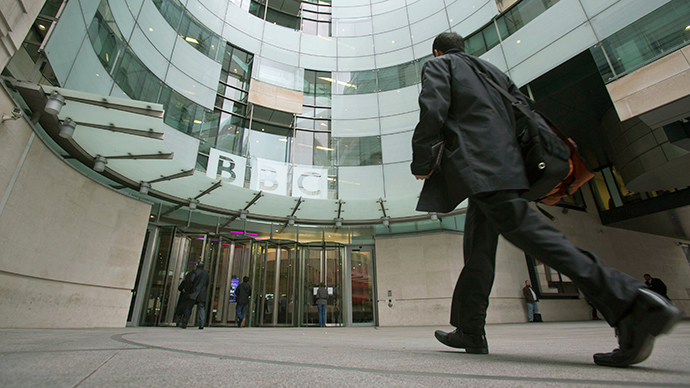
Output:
594 300 683 367
434 332 489 354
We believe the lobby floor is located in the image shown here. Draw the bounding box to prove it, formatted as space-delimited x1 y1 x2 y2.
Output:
1 321 689 387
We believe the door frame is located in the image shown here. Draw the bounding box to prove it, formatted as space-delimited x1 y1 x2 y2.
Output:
345 244 377 327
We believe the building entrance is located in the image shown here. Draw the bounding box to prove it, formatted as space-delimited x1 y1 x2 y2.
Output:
131 226 374 327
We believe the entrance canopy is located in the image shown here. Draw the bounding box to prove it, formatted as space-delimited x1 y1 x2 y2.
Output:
10 81 466 227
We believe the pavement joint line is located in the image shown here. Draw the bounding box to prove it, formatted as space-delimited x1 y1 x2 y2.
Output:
111 333 690 388
0 347 147 354
73 347 124 388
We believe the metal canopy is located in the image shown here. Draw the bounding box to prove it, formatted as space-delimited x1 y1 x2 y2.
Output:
10 81 466 226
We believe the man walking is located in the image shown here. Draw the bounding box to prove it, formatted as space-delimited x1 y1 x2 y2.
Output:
235 276 252 327
411 32 682 367
181 262 209 330
644 274 670 301
522 280 540 322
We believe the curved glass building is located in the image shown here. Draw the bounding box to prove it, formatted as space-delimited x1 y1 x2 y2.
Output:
2 0 690 328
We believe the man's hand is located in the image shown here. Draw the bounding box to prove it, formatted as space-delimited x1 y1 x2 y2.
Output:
415 172 432 180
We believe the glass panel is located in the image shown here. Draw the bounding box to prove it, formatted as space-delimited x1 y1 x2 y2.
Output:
178 11 220 59
262 247 277 324
141 227 174 325
500 0 561 38
223 45 253 89
334 70 377 94
337 136 382 166
88 2 124 74
324 247 343 326
113 48 162 103
249 128 289 162
216 113 248 155
277 246 296 325
152 0 184 32
304 247 321 325
377 61 418 92
293 130 314 165
159 86 197 134
593 1 690 82
351 250 373 324
206 236 223 326
314 132 333 166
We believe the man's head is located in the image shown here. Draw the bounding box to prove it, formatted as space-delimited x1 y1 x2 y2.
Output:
432 32 465 57
525 280 531 287
243 276 249 283
644 274 652 281
197 262 204 269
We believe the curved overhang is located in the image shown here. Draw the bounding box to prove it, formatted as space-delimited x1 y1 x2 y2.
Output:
10 80 465 227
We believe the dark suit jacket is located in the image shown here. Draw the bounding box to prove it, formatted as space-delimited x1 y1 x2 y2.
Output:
412 49 530 213
646 278 668 298
189 267 209 303
235 281 252 305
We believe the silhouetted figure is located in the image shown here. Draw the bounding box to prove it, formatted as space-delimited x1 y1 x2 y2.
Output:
181 262 209 330
644 274 670 301
175 271 195 326
235 276 251 327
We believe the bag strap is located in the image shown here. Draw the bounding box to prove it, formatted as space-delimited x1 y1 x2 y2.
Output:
458 55 535 124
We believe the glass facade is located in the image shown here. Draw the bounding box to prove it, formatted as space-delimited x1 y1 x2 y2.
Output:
248 0 332 36
87 0 212 135
590 1 690 83
152 0 222 61
23 0 676 215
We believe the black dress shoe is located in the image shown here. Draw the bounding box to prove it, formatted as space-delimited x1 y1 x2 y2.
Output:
434 329 489 354
594 288 683 367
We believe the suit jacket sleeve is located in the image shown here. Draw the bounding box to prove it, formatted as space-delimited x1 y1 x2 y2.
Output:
411 59 452 176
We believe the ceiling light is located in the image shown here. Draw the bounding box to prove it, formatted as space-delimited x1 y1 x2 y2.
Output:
44 91 65 116
38 24 46 30
516 40 521 44
382 217 390 227
59 118 76 139
430 212 438 221
93 155 107 172
185 37 199 44
139 182 150 195
149 28 153 32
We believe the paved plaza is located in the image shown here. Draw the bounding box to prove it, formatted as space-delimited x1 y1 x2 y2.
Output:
2 321 689 387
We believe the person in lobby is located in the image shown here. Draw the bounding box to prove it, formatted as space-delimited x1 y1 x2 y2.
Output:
181 262 209 330
175 271 196 326
522 280 540 322
643 274 670 301
411 32 682 367
315 283 329 327
235 276 252 327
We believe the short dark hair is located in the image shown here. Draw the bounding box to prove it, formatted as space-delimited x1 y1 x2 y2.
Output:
243 276 249 282
433 32 465 54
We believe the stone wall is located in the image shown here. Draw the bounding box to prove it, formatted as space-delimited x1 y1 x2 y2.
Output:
0 87 151 328
375 190 690 326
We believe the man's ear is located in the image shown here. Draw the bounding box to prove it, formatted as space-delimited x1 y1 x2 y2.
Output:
433 49 443 57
